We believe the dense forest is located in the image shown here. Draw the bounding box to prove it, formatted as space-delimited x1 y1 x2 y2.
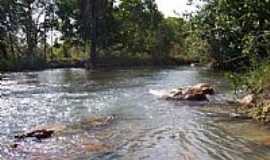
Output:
0 0 202 71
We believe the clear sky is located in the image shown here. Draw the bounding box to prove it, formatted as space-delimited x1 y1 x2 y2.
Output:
156 0 200 17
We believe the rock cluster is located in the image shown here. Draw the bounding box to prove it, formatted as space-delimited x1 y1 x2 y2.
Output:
166 83 215 101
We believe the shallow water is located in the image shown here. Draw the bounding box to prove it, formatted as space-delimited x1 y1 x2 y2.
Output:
0 67 270 160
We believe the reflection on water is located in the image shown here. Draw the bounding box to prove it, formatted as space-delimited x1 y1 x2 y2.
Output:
0 67 270 160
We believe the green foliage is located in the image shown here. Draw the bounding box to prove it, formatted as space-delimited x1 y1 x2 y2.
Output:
227 62 270 95
192 0 270 70
0 0 204 70
182 20 210 63
55 0 190 64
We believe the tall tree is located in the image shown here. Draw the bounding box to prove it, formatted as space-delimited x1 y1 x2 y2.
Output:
79 0 109 68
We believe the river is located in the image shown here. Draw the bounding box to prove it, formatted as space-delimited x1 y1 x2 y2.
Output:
1 67 270 160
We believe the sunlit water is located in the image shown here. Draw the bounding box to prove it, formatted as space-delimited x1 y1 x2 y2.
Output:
1 67 270 160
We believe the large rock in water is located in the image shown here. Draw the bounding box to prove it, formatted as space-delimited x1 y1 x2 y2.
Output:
161 83 214 101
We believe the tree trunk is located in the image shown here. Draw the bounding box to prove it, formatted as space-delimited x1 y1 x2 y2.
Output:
89 0 97 68
0 42 8 59
9 33 15 58
25 2 37 65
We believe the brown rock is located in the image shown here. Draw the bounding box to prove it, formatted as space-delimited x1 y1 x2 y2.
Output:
191 83 215 95
238 94 256 107
167 83 214 101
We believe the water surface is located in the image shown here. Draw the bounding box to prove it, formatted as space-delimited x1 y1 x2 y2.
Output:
0 67 270 160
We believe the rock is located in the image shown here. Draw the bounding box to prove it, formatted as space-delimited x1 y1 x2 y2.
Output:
238 94 256 107
229 113 251 119
262 138 270 145
191 83 215 95
10 143 19 149
78 116 115 130
263 105 270 113
184 92 208 101
14 124 66 140
82 143 111 152
31 123 66 133
166 83 214 101
15 129 54 140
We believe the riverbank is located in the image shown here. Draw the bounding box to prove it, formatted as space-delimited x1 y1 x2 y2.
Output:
236 93 270 123
0 56 198 72
227 63 270 123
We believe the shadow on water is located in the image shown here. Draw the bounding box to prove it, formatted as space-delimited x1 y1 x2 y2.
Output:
1 67 270 160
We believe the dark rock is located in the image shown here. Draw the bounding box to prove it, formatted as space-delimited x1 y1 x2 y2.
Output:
10 143 19 149
184 92 208 101
15 129 54 140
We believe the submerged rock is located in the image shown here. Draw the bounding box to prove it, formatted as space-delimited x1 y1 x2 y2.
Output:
80 116 115 129
82 143 111 152
69 115 116 131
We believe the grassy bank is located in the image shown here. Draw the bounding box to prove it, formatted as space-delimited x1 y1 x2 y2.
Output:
229 63 270 123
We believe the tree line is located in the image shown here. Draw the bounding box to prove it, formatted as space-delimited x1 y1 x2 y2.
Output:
2 0 268 72
0 0 194 70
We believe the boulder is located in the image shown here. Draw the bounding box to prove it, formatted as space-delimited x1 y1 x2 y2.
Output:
238 94 256 108
166 83 214 101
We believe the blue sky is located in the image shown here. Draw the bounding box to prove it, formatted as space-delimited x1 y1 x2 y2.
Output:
156 0 201 17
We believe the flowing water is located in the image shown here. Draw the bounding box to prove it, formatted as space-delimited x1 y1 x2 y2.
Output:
0 67 270 160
